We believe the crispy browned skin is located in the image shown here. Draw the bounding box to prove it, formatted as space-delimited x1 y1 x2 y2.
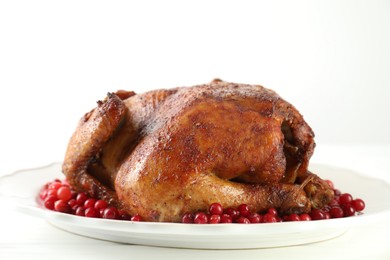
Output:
62 79 333 222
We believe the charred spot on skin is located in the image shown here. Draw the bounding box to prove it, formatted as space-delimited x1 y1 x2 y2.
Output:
97 100 104 107
281 121 294 144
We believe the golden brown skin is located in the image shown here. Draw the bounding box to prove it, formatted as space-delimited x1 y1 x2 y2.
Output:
62 79 333 222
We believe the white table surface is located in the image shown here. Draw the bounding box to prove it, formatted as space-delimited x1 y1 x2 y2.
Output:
1 144 389 260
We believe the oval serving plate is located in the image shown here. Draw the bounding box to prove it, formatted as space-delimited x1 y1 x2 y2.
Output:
1 162 390 249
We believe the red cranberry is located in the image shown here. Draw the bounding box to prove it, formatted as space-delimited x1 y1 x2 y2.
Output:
70 190 78 199
299 213 311 221
236 216 250 224
220 214 233 223
339 193 353 205
94 200 108 210
48 182 62 191
248 213 262 223
56 186 72 201
75 206 85 216
54 200 71 213
267 208 278 216
209 214 221 224
329 207 344 218
237 204 251 217
46 189 58 199
44 196 57 210
341 204 356 217
351 199 365 212
85 207 99 218
310 209 326 220
209 203 223 215
328 199 339 207
224 208 240 220
194 212 209 224
262 213 277 223
39 188 48 200
76 192 88 206
333 189 342 196
131 214 142 221
286 214 300 221
84 198 96 209
67 199 77 208
182 213 194 223
325 180 334 189
102 207 119 219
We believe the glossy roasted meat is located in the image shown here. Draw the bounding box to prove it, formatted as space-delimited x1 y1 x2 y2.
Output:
62 79 333 222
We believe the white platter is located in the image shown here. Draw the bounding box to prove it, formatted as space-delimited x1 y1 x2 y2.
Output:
1 162 390 249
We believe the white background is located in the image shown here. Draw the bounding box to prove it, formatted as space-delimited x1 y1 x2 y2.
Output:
0 1 390 259
0 0 389 175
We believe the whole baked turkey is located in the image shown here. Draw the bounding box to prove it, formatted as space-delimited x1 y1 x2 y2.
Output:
62 79 333 222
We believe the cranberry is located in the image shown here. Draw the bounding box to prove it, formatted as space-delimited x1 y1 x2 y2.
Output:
75 206 85 216
182 213 194 223
39 188 48 200
84 198 97 209
328 199 339 207
329 207 344 218
237 204 251 217
341 204 356 217
48 182 62 191
76 192 88 206
325 180 334 189
339 193 353 205
267 208 278 216
70 191 78 199
333 189 342 196
236 216 250 224
67 199 77 208
224 208 240 220
351 199 365 212
56 186 72 201
85 207 99 218
54 200 71 213
209 203 223 215
310 209 326 220
131 214 142 221
262 213 277 223
286 214 300 221
299 213 311 221
102 207 119 219
248 213 262 223
220 214 233 223
94 200 108 210
46 189 58 199
194 212 209 224
44 196 57 210
209 214 221 224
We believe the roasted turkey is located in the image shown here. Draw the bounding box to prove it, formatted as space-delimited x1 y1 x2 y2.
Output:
62 79 333 222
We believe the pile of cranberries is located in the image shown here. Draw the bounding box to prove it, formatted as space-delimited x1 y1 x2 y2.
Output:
39 179 142 221
38 178 365 224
